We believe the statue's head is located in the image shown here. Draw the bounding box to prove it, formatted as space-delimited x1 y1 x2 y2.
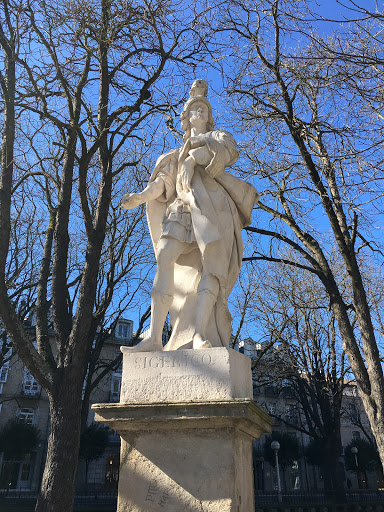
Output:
180 80 215 139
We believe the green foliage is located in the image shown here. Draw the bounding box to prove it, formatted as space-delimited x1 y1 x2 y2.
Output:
78 423 109 465
263 432 300 470
344 438 379 473
0 419 40 460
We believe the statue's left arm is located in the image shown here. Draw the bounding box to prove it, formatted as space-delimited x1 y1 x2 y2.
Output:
204 130 239 178
205 130 259 228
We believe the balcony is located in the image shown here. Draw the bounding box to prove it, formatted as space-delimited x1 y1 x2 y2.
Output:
20 387 41 398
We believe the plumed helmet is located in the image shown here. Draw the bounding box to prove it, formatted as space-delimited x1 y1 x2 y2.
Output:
180 79 215 136
189 79 209 98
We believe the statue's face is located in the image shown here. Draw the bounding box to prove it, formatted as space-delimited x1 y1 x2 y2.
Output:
188 100 209 128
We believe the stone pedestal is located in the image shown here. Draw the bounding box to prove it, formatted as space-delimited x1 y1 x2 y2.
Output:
92 348 272 512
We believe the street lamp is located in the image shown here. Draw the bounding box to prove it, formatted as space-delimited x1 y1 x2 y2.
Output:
271 440 282 503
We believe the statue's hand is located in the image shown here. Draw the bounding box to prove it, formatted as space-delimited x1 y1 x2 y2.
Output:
121 192 143 210
188 136 207 149
179 140 191 164
178 137 206 166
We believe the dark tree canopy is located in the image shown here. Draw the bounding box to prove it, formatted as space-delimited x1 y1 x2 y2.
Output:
344 438 380 473
263 432 300 470
0 419 40 460
79 422 110 466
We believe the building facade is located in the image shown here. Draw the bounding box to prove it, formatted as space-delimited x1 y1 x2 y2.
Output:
0 317 133 491
236 337 383 493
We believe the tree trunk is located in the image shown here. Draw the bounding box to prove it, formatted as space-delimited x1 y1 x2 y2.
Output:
361 401 384 478
323 434 345 500
35 374 83 512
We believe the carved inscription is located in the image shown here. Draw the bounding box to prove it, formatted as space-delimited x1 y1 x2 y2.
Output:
158 489 169 508
145 479 158 502
145 479 170 508
135 352 213 370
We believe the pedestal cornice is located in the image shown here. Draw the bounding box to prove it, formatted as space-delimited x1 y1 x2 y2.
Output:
92 398 272 438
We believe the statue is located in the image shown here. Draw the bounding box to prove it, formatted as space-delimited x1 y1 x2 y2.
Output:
121 80 258 352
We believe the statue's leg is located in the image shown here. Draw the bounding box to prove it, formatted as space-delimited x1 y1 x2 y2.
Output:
122 238 185 353
192 272 220 350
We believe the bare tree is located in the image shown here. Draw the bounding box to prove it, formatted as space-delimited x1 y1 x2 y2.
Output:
236 263 349 492
80 305 151 431
312 1 384 124
0 0 208 510
218 0 384 472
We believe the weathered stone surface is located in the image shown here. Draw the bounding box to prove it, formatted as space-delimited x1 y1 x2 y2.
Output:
92 399 272 438
118 428 250 511
92 347 273 511
93 400 272 512
120 348 253 404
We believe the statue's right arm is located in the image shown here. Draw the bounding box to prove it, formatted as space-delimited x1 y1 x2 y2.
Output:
121 177 165 210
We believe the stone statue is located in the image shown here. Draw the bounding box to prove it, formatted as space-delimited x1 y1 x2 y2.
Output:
121 80 258 352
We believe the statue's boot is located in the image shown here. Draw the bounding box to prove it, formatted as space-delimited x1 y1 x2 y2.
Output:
121 293 173 353
192 289 217 350
192 333 212 350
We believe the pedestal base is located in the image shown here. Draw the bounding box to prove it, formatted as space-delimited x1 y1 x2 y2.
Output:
92 349 272 511
93 400 272 511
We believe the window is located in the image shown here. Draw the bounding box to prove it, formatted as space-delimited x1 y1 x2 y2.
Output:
19 408 35 425
115 321 132 340
0 361 9 383
118 324 129 338
105 453 119 490
352 430 361 440
266 402 277 415
110 373 121 402
20 453 32 481
0 335 12 354
22 368 40 396
285 404 297 422
348 402 359 422
252 378 261 395
264 380 279 397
